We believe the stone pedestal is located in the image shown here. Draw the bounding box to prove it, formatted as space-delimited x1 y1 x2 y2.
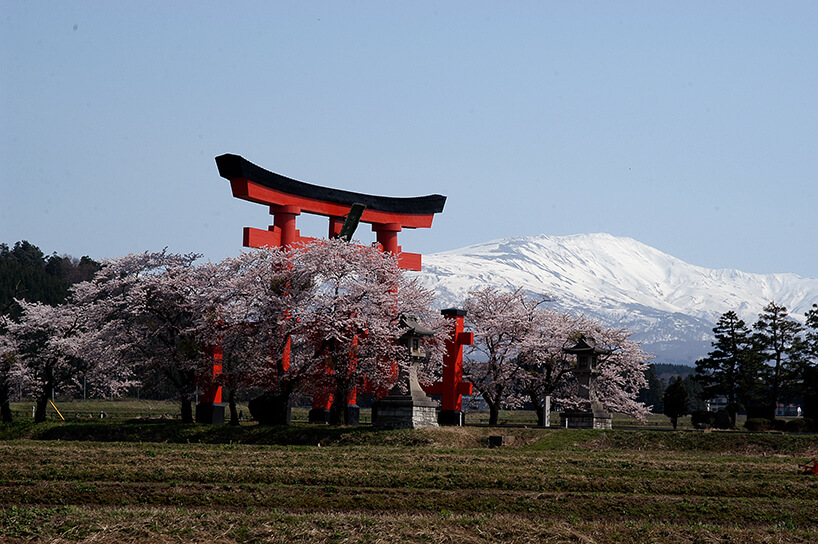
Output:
344 405 360 427
438 410 465 426
195 402 225 425
308 408 331 424
373 365 439 430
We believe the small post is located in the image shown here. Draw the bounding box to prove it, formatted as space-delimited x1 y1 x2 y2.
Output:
543 396 551 428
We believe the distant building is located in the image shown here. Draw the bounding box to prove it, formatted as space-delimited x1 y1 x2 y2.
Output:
776 404 801 417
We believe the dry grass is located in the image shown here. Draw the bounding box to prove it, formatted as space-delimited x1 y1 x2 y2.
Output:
2 425 818 543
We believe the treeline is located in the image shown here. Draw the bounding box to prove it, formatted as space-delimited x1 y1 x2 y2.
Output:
693 304 818 425
0 241 100 317
640 304 818 430
637 364 703 415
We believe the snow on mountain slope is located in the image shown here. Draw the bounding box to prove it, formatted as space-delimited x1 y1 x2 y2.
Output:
409 233 818 364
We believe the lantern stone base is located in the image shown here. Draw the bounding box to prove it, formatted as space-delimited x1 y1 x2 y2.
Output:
343 405 360 427
373 365 439 430
561 409 612 430
372 398 438 429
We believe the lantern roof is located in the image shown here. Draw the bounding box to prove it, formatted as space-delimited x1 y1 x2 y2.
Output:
563 335 612 356
399 314 435 338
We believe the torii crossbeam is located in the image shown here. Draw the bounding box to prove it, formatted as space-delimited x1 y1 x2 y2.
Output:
215 154 446 270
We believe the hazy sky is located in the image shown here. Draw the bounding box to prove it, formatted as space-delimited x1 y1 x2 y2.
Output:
2 2 816 277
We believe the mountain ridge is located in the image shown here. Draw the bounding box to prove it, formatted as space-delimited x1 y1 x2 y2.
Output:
409 233 818 365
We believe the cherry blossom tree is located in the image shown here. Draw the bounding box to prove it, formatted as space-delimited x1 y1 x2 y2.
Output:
74 250 213 423
463 287 534 426
517 308 597 426
5 300 84 422
193 241 441 427
567 324 650 420
463 286 650 426
0 316 20 422
196 248 313 426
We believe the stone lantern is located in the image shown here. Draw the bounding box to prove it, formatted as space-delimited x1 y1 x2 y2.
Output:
561 335 613 429
372 314 439 429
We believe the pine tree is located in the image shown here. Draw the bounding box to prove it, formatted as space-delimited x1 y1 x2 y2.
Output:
753 301 805 419
806 304 818 361
801 304 818 420
695 311 760 424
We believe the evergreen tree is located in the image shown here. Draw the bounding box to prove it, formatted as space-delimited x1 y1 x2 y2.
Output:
663 376 689 430
801 304 818 420
753 301 805 419
806 304 818 361
695 311 760 424
1 241 100 319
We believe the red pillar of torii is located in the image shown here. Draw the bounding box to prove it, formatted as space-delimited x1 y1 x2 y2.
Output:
206 153 472 425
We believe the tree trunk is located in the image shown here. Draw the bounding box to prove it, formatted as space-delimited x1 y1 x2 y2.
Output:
273 383 293 426
228 388 239 426
488 403 500 426
535 404 545 427
35 397 48 423
529 390 545 427
329 395 346 426
1 401 12 423
671 415 678 430
36 366 54 423
329 376 352 426
35 374 53 423
0 385 11 423
726 403 738 428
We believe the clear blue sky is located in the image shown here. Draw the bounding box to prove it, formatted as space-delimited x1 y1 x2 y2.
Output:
2 1 816 277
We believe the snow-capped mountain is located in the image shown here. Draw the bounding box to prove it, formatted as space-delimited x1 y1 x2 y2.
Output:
409 233 818 365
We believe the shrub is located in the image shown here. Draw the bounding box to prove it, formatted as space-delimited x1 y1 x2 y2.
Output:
784 418 810 433
691 410 715 429
744 418 773 432
714 409 733 429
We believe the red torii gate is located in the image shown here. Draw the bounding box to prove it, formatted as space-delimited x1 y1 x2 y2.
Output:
203 153 472 425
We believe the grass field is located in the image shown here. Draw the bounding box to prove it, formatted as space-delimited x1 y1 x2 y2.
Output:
2 403 817 543
6 398 740 429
